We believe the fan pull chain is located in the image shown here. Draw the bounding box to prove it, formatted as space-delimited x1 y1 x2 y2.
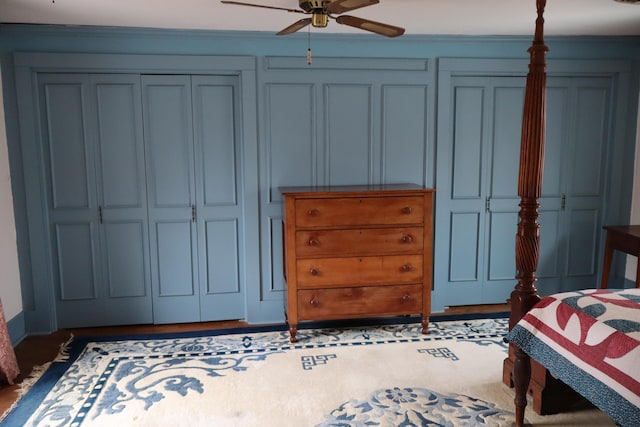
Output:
307 26 312 65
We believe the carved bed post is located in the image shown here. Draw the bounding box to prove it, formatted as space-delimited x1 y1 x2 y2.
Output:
509 1 547 426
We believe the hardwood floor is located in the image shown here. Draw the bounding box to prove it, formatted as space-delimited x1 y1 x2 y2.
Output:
0 303 508 418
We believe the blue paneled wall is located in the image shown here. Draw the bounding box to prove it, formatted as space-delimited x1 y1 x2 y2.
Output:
1 24 638 335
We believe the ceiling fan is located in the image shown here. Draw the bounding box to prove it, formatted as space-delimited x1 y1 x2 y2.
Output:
220 0 405 37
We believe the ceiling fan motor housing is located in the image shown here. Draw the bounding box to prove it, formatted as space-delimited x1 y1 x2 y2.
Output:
299 0 331 12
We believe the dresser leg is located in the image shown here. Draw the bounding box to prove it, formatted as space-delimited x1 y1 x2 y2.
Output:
421 317 429 334
289 325 298 343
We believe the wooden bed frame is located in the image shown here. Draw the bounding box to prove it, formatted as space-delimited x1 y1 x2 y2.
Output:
498 3 640 424
501 1 556 426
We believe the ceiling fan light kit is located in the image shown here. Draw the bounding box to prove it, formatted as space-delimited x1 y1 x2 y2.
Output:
312 13 329 28
221 0 405 37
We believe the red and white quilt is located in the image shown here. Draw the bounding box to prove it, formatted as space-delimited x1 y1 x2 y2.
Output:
506 288 640 426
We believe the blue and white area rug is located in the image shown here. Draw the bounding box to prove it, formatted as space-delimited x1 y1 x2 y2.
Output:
1 315 614 426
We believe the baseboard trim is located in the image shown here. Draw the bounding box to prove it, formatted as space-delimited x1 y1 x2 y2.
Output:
6 311 26 346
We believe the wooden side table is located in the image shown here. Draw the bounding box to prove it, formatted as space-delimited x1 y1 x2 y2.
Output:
600 225 640 289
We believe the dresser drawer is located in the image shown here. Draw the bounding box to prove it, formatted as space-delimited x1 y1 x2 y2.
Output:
297 284 422 319
296 227 423 257
296 254 423 288
295 196 424 228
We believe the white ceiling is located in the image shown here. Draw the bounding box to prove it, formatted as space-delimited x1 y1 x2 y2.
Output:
0 0 639 36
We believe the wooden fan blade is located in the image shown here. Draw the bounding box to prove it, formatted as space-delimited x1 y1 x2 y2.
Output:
335 15 405 37
220 1 304 14
326 0 379 14
277 18 313 35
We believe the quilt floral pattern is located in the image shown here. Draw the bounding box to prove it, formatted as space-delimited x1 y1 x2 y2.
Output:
506 288 640 427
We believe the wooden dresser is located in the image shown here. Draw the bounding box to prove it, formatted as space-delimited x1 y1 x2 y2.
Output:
280 184 435 342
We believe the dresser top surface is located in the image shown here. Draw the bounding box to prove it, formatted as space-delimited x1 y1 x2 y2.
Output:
279 184 434 197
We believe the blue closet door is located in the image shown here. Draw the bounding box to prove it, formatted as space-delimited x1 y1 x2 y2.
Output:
539 77 612 293
142 75 199 324
191 75 245 321
436 74 614 308
38 73 152 327
562 78 611 290
91 74 153 325
484 81 526 302
143 75 246 323
435 76 525 307
39 74 101 326
536 82 571 295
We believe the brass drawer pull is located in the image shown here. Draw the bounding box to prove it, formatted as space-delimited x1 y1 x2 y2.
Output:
401 234 413 244
402 206 413 214
310 297 320 307
308 238 320 246
401 264 412 272
307 208 320 217
402 294 412 302
310 268 320 276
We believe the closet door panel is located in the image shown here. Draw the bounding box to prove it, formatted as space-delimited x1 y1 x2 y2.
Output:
144 80 194 208
449 212 481 283
440 83 487 304
535 85 568 293
538 211 562 277
484 84 523 299
542 86 568 196
325 84 372 185
192 75 245 320
571 87 609 196
92 75 152 324
37 74 106 327
566 208 600 278
155 221 196 296
489 86 523 199
487 212 518 281
204 219 240 294
55 223 97 300
53 223 108 326
44 82 92 210
196 82 237 205
265 84 315 201
42 78 96 292
143 75 199 323
102 222 147 298
485 211 519 300
562 80 610 290
95 82 143 207
382 85 428 184
452 86 484 199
